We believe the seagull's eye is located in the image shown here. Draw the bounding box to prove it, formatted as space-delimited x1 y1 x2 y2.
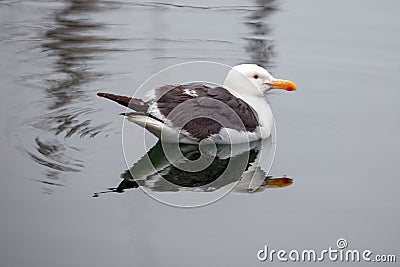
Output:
253 74 259 79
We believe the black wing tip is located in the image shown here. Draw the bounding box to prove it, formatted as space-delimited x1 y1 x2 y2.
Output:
119 112 146 116
97 92 109 98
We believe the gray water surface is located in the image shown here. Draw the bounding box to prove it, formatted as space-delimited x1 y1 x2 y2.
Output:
1 0 399 266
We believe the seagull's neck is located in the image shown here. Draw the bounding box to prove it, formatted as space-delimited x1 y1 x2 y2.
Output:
223 75 273 134
223 76 264 106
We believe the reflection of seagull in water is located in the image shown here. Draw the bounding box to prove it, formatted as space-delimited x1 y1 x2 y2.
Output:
98 64 296 144
93 138 293 197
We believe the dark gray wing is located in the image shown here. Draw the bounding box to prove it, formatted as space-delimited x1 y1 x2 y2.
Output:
153 84 259 140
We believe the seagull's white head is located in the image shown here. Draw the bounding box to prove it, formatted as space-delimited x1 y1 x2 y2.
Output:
224 64 296 94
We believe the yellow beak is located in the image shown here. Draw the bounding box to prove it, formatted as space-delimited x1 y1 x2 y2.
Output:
263 177 293 188
270 79 297 91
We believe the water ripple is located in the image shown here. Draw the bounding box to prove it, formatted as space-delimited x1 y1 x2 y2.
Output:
3 0 279 191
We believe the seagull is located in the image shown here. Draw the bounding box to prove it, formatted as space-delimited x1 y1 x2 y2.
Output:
97 64 296 144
